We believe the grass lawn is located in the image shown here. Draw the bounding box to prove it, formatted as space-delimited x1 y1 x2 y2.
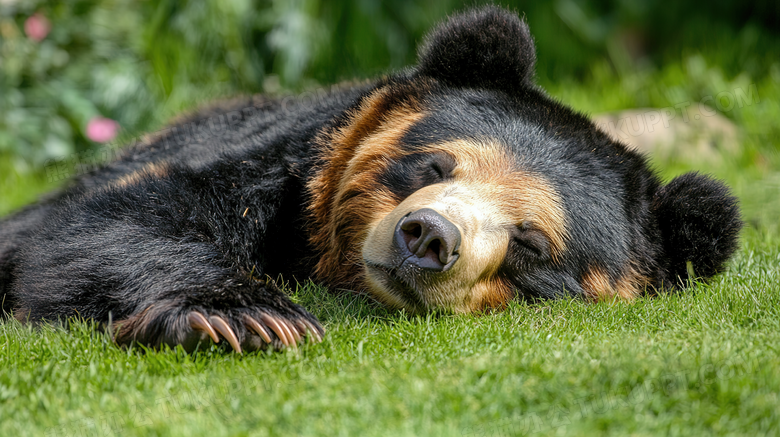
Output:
2 61 780 436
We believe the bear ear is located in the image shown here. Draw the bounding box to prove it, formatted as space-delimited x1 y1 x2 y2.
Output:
652 172 742 285
415 6 536 94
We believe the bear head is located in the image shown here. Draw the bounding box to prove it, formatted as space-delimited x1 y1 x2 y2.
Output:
307 6 742 313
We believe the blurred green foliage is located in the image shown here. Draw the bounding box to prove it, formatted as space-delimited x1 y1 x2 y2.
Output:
1 0 778 170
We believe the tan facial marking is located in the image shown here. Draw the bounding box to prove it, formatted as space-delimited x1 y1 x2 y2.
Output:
615 266 650 299
581 267 614 301
307 85 426 289
469 277 514 312
581 265 648 301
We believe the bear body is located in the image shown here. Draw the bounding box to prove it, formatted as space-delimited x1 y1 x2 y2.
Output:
0 7 741 352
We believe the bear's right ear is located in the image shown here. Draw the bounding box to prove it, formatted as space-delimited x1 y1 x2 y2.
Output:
652 172 742 285
415 6 536 95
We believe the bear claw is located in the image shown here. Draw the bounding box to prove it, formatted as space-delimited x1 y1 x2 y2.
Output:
244 314 273 344
300 320 323 343
259 312 295 347
188 311 220 344
186 310 321 353
208 315 242 353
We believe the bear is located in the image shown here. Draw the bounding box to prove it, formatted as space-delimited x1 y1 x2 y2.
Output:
0 6 742 353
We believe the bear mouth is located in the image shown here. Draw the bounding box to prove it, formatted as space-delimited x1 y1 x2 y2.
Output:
364 261 428 311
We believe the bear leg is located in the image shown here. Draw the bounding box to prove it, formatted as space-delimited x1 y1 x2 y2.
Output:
9 164 323 352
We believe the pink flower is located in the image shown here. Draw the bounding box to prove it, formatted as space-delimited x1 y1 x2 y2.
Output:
86 117 119 143
24 13 50 42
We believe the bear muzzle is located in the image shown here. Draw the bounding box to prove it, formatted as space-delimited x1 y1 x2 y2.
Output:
362 182 512 313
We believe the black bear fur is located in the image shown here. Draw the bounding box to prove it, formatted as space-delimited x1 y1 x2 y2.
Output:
0 6 741 352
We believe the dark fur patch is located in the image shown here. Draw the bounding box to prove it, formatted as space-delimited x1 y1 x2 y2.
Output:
417 6 536 93
653 172 742 283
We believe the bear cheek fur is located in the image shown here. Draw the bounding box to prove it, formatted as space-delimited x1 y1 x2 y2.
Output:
306 85 426 291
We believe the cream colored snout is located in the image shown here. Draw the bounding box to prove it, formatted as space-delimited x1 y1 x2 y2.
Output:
362 182 511 312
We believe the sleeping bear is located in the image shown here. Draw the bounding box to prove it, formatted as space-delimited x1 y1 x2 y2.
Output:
0 6 741 352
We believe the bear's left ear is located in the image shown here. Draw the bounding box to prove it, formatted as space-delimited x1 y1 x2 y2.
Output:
415 6 536 94
652 172 742 284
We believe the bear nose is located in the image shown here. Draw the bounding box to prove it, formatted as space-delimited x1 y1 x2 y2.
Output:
394 208 461 271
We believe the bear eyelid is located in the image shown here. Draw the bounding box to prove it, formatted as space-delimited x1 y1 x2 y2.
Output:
427 152 457 181
430 161 445 179
512 224 552 259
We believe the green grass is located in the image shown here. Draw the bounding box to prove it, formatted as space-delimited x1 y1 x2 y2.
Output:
0 157 59 217
3 58 780 436
1 229 779 436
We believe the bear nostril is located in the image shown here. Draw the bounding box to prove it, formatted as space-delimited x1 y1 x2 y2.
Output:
394 208 461 272
400 222 424 253
407 223 422 239
427 239 441 259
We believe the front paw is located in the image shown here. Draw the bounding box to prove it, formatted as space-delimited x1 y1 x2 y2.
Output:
113 296 323 353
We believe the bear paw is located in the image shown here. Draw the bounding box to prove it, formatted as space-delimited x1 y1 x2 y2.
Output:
113 300 323 353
